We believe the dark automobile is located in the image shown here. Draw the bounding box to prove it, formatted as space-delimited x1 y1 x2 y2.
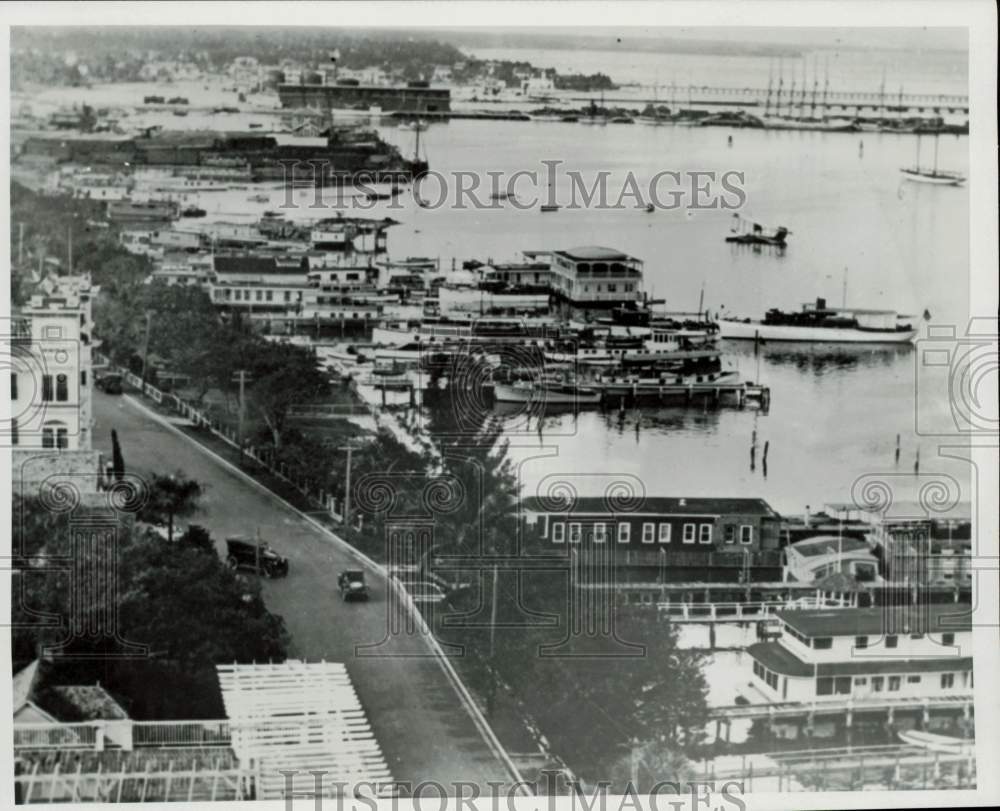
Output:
225 536 289 578
338 569 369 601
96 373 124 394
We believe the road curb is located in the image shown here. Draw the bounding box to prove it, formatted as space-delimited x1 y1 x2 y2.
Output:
120 393 530 794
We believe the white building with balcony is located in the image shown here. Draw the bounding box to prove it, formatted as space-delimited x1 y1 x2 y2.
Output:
525 246 644 317
746 603 973 704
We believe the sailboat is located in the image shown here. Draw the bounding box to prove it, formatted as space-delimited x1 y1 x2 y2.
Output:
900 132 965 186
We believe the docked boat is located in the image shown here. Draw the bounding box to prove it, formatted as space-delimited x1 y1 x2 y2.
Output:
897 729 973 754
180 205 207 218
720 298 919 343
247 193 270 202
493 381 601 405
107 199 179 223
597 369 741 396
540 204 560 212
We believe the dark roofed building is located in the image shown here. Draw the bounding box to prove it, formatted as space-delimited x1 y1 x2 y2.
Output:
521 495 782 583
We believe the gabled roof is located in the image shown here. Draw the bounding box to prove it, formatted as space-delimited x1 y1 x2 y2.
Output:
13 659 129 722
521 495 779 518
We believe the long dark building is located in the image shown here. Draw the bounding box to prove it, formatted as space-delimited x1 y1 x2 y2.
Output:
278 82 451 114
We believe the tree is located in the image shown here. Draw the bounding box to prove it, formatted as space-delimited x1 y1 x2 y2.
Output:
111 429 125 481
248 342 330 450
178 524 216 557
140 472 203 542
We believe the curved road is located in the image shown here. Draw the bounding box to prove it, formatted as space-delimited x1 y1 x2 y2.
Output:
93 390 515 792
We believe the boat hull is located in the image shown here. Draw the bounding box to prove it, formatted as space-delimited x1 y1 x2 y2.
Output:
720 319 917 343
900 168 966 186
493 383 600 405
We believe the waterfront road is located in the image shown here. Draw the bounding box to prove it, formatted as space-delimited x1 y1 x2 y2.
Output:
92 391 517 791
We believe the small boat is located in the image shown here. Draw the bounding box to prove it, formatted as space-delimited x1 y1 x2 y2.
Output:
560 115 579 123
493 381 601 406
540 204 560 213
645 203 655 213
898 729 973 754
247 193 269 202
248 122 263 129
172 110 188 117
262 210 285 219
180 206 207 218
609 115 635 124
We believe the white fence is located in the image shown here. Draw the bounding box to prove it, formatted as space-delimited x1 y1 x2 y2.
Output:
14 720 231 752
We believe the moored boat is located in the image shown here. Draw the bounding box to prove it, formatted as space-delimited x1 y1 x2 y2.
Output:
494 381 601 405
720 298 919 343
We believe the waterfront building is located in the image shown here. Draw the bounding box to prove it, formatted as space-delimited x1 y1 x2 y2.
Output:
520 495 783 583
523 246 644 318
277 82 452 114
783 535 881 584
746 603 973 703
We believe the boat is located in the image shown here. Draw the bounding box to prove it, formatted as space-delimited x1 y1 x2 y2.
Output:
645 203 655 213
248 122 263 129
262 210 285 219
107 199 179 223
898 729 973 754
720 298 919 343
493 381 601 406
247 193 270 202
560 115 579 123
900 132 966 186
540 204 560 212
609 115 635 124
726 214 791 246
597 369 741 396
180 205 207 218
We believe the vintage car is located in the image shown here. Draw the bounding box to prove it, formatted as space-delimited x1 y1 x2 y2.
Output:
95 373 124 394
225 536 289 578
337 569 369 601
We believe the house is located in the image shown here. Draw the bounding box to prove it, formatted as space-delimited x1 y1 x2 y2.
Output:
746 603 973 704
521 495 783 583
783 535 881 584
14 660 130 725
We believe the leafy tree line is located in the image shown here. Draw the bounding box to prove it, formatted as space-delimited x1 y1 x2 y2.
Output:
11 495 288 719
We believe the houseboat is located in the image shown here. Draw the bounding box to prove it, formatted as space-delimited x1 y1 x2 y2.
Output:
720 298 919 343
107 199 179 223
745 603 972 704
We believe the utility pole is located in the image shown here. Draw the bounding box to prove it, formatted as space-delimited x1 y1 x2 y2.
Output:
339 443 357 526
18 222 24 266
140 311 153 384
233 369 251 462
67 223 73 275
487 563 499 718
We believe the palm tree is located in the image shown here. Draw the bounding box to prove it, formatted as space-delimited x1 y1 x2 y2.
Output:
141 472 203 542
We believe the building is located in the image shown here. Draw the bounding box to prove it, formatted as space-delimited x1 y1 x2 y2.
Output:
525 246 644 317
746 603 973 704
8 277 96 452
783 535 881 584
277 83 452 114
521 495 783 583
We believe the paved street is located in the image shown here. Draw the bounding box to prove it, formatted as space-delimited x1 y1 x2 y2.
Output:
92 391 516 791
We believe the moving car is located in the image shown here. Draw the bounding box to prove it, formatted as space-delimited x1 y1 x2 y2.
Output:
225 536 289 578
96 373 124 394
338 569 369 601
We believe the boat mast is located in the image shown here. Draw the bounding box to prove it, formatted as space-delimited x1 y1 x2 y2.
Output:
765 60 773 118
810 56 819 118
932 133 940 177
775 58 784 118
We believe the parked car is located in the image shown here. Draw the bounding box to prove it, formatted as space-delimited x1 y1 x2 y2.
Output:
225 536 289 578
337 569 369 601
96 373 124 394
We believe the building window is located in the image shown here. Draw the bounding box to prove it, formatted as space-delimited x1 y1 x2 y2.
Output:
11 372 17 400
872 677 885 692
266 290 273 302
941 673 955 689
642 523 655 543
42 427 55 449
942 633 955 645
56 428 68 449
740 525 753 544
888 676 901 692
568 523 581 544
81 371 87 386
817 677 834 696
886 635 898 648
658 523 671 543
552 522 565 543
683 523 696 543
56 374 69 402
540 516 549 538
813 637 833 650
42 375 53 402
854 677 867 686
594 523 607 544
907 676 921 684
909 633 923 640
835 677 851 694
284 291 291 302
699 524 713 544
618 522 630 543
855 636 868 649
11 418 17 446
724 525 736 544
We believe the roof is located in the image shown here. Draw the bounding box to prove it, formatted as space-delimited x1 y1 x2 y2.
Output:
789 536 874 558
13 660 42 712
825 500 972 521
777 604 972 638
213 255 309 275
521 495 780 518
43 685 129 722
748 643 973 678
554 246 635 262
